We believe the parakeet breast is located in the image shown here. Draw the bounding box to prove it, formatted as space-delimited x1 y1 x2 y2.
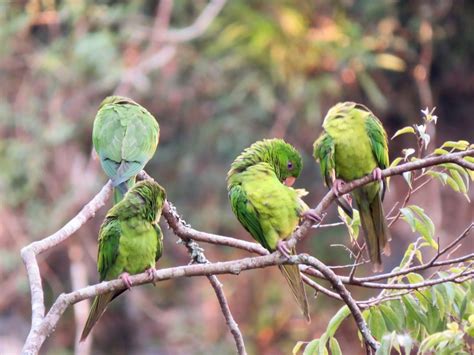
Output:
324 116 377 181
108 221 158 278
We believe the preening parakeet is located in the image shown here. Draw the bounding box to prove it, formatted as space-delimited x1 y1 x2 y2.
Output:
227 139 317 322
93 96 159 203
313 102 390 271
80 180 166 341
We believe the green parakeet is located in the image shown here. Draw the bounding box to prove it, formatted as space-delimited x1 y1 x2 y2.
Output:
80 180 166 341
227 139 318 322
313 102 390 271
92 96 160 203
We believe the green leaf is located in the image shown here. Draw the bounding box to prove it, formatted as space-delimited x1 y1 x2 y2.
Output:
326 306 351 337
338 207 360 243
441 140 470 151
446 175 460 192
329 337 342 355
402 171 412 188
376 332 393 355
427 170 448 185
369 307 388 340
380 304 403 331
389 157 403 168
400 206 437 249
293 341 306 355
302 339 319 355
402 295 427 328
391 126 415 140
402 148 415 160
434 148 450 155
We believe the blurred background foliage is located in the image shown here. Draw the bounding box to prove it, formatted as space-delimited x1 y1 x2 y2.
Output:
0 0 473 354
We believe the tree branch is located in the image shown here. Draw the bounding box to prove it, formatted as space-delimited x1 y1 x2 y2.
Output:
20 149 473 354
157 0 228 42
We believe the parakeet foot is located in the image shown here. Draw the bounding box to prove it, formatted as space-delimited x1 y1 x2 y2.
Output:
277 240 291 258
146 267 157 286
120 272 133 289
302 209 322 223
372 167 383 181
332 179 346 196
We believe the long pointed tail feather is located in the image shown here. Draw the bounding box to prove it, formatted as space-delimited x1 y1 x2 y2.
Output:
278 247 310 322
80 292 115 342
355 188 389 272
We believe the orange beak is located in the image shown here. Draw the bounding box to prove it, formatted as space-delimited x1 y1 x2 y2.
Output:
283 176 296 187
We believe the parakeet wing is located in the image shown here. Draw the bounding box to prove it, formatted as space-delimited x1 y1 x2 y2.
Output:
228 184 270 251
366 114 389 200
313 132 352 217
153 223 163 262
313 132 335 188
97 217 121 281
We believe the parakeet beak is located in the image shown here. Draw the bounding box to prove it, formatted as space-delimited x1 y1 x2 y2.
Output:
283 176 296 187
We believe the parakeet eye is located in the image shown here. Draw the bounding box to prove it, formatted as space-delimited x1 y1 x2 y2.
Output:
287 161 293 170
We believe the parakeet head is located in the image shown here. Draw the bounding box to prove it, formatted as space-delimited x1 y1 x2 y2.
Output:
98 95 138 110
323 101 371 126
227 139 303 186
130 180 166 217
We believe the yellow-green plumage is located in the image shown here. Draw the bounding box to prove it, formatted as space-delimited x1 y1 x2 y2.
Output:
80 180 166 341
92 96 160 203
227 139 310 321
313 102 390 271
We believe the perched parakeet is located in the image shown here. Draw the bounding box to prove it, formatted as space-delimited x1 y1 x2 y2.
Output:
313 102 390 271
227 139 318 322
80 180 166 341
93 96 159 203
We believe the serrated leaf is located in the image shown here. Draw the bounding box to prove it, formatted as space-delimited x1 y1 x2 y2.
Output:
329 337 342 355
392 126 415 140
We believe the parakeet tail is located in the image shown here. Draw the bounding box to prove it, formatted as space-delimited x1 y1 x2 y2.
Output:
80 291 116 341
355 189 390 272
113 178 136 204
278 247 310 322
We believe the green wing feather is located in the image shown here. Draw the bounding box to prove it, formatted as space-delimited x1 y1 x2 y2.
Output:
313 132 353 217
366 114 389 200
313 132 335 188
228 184 270 250
153 223 163 262
80 217 122 342
97 217 122 281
